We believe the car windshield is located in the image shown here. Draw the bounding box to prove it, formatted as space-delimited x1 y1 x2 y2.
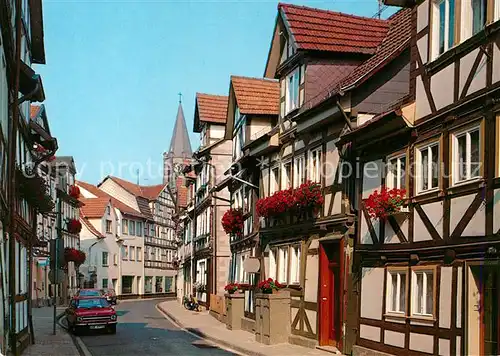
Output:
77 298 110 309
78 290 101 296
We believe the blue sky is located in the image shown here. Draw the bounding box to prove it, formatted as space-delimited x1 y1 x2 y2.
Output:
35 0 394 185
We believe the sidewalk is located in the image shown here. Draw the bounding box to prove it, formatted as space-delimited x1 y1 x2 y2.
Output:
23 307 80 356
158 300 334 356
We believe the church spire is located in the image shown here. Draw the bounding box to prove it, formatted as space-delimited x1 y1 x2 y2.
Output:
168 98 192 159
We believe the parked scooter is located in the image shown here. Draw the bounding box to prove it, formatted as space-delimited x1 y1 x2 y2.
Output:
183 295 200 311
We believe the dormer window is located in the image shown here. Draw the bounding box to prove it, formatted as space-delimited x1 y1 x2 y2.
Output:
285 68 300 114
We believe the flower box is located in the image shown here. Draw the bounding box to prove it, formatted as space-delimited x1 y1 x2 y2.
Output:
224 283 240 294
365 187 407 220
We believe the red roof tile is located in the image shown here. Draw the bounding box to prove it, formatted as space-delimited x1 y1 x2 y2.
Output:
279 3 389 54
231 76 280 115
30 105 41 119
301 8 411 112
81 217 105 238
196 93 228 124
108 176 165 200
77 180 144 218
80 198 110 218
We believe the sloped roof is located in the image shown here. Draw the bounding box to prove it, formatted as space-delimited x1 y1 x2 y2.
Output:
279 3 389 54
80 198 110 218
301 8 412 113
76 180 145 218
194 93 228 132
169 102 193 158
81 217 105 238
231 76 280 115
107 176 165 201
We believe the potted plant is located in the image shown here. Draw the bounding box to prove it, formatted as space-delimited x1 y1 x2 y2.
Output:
221 209 244 237
224 283 239 294
257 278 284 294
365 187 407 220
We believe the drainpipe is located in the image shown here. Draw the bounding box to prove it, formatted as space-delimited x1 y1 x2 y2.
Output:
7 0 24 353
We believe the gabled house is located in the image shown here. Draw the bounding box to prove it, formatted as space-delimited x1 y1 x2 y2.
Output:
98 176 177 294
184 92 232 307
342 0 500 355
251 3 412 353
220 75 279 322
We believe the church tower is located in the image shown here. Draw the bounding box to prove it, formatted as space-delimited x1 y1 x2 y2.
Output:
163 96 193 185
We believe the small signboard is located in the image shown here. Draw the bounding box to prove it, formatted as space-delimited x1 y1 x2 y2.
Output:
243 257 260 273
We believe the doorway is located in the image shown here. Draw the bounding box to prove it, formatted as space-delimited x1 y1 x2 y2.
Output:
318 240 344 349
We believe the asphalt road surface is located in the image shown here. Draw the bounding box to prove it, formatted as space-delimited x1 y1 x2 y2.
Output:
77 299 236 356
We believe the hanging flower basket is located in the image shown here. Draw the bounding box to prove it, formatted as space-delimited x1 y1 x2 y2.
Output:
257 278 284 294
224 283 239 294
15 167 55 214
68 185 80 199
221 209 244 237
365 187 406 220
67 218 82 234
64 247 86 266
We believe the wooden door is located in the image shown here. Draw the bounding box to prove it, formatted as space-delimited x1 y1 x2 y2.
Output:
319 241 344 349
481 267 499 356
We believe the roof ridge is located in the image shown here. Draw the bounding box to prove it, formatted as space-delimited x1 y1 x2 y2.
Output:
278 2 389 24
196 92 228 98
231 75 279 83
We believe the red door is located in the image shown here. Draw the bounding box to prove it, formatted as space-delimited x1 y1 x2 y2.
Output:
319 241 344 349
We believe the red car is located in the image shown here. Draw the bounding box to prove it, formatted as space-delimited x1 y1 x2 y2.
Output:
66 296 117 334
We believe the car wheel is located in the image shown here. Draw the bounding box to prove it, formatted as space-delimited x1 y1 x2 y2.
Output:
108 324 116 334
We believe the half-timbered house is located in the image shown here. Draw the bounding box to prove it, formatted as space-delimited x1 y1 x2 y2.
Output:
220 75 280 325
342 0 500 355
258 3 412 353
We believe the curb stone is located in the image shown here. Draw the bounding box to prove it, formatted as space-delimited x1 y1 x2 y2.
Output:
157 303 264 356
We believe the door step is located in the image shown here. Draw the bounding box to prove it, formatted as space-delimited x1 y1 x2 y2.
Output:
316 345 342 354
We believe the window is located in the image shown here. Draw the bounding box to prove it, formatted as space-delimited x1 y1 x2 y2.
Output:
433 0 455 58
453 126 480 184
387 155 406 190
106 206 110 215
269 248 277 280
270 167 279 195
128 220 135 236
136 222 143 236
285 68 300 114
102 252 109 267
122 219 128 235
122 245 128 261
417 143 439 193
495 0 500 21
293 155 305 188
113 254 118 265
289 245 301 285
102 278 108 289
277 246 288 283
282 161 292 189
386 269 407 314
105 220 112 233
309 147 322 183
130 246 135 261
472 0 487 35
412 270 434 317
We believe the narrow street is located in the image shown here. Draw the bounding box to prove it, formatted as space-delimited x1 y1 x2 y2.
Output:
77 299 236 356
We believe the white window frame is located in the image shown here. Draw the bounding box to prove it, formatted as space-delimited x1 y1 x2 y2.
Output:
270 166 279 195
416 142 440 194
495 0 500 21
411 269 435 318
269 248 277 280
452 125 481 185
432 0 455 59
309 147 322 183
386 269 407 315
293 155 305 188
386 155 406 190
277 246 289 284
289 244 301 285
285 68 299 114
282 160 292 189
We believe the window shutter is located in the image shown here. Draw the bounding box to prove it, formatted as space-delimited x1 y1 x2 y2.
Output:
299 64 305 106
280 79 286 118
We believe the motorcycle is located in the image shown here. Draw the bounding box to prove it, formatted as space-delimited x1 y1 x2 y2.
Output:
183 296 200 311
